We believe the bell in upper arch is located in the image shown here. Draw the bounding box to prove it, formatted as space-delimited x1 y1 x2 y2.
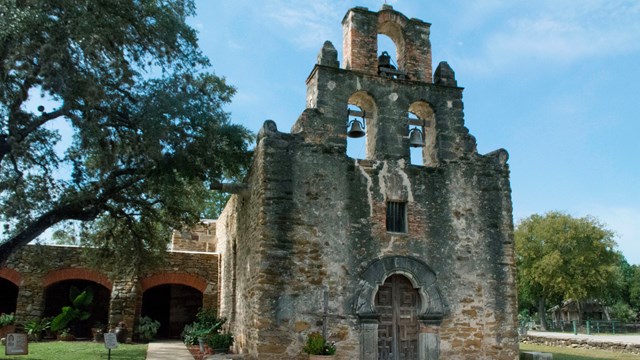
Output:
347 119 366 138
409 128 425 147
378 51 395 70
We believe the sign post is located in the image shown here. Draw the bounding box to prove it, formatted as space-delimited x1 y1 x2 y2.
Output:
5 333 28 355
103 332 119 360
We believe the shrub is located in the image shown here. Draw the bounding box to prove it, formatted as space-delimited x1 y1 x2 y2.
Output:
303 332 336 355
206 332 233 350
136 316 161 342
182 308 226 345
0 313 15 327
24 318 51 341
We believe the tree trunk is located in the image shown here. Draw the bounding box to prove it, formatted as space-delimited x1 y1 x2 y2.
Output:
577 300 583 325
538 297 547 330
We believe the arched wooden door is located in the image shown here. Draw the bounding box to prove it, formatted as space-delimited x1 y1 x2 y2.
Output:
375 274 420 360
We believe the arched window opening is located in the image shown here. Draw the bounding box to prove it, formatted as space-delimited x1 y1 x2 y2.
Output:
346 104 366 159
141 284 202 339
377 26 406 79
407 111 424 165
408 102 436 166
346 91 377 160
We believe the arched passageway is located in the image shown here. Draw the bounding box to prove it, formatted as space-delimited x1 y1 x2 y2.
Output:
43 280 110 338
0 278 18 315
141 284 202 338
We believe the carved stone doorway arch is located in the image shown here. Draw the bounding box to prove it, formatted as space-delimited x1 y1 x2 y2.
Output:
354 256 445 360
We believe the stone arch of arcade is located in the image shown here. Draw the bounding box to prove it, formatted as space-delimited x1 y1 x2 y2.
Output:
140 272 208 339
355 256 445 360
42 268 112 338
0 268 22 315
43 267 112 290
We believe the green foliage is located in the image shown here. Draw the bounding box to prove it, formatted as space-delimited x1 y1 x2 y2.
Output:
515 212 619 322
609 301 637 322
50 286 93 332
136 316 161 342
0 312 15 327
205 332 234 350
629 265 640 311
0 0 253 264
303 332 336 355
202 191 231 219
182 308 226 346
23 318 51 341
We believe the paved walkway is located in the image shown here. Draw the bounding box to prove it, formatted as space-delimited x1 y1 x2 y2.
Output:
146 340 194 360
527 330 640 345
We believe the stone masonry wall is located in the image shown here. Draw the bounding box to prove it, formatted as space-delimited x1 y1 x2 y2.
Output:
342 6 432 82
171 220 217 252
223 116 516 359
1 245 218 341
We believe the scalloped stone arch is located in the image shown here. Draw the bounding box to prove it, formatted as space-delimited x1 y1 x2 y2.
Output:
355 256 444 360
354 256 445 318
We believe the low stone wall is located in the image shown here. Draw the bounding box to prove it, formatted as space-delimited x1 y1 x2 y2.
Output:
521 335 640 355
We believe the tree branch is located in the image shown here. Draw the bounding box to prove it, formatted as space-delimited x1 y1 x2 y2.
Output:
0 200 101 265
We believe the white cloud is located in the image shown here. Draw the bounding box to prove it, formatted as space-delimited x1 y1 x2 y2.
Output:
262 0 343 50
454 0 640 76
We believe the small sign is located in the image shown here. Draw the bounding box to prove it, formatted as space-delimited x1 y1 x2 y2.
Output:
5 333 28 355
104 333 119 349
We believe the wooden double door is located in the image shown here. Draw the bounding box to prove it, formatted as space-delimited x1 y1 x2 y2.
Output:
375 275 420 360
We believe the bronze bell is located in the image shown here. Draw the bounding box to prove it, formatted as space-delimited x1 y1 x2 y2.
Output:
409 128 425 147
378 51 395 70
347 120 366 138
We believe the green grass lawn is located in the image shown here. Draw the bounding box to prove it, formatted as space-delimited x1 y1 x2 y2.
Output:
1 340 147 360
521 343 639 360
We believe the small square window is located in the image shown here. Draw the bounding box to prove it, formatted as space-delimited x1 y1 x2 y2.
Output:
386 201 407 233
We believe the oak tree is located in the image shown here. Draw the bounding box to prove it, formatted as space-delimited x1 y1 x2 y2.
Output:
0 0 252 264
515 211 619 328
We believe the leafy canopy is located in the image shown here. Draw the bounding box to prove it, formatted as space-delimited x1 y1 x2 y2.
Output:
515 212 620 310
0 0 252 264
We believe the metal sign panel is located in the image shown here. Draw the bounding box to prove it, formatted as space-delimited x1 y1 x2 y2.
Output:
104 333 119 349
5 333 28 355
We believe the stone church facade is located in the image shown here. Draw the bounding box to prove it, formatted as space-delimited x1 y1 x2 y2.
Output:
216 5 518 360
1 5 517 359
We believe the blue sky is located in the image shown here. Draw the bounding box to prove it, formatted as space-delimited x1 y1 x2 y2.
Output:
190 0 640 264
